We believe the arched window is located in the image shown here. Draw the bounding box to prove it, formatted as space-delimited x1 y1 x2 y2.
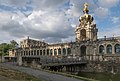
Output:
54 49 57 55
47 49 49 55
50 49 53 55
58 48 61 55
31 50 33 55
67 48 71 55
107 44 112 54
40 50 42 55
63 48 66 55
24 51 25 56
80 45 86 56
80 29 86 41
99 45 104 54
43 49 45 55
37 50 39 55
115 44 120 54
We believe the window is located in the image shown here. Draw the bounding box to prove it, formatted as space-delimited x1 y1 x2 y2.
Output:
58 48 61 55
47 49 49 55
63 48 66 55
54 49 57 55
40 50 42 55
107 44 112 54
99 45 104 54
31 50 33 55
115 44 120 54
43 50 45 55
50 49 53 55
37 50 39 55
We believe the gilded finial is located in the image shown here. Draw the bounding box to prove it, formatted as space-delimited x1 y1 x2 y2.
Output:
84 3 89 14
84 3 88 7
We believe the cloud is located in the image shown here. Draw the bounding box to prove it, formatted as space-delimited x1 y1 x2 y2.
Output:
94 7 109 19
0 0 29 7
0 10 74 43
32 0 69 10
0 0 120 43
98 0 119 8
98 25 120 38
67 0 97 17
111 16 119 24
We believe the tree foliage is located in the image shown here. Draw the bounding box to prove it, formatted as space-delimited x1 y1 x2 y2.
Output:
0 40 18 56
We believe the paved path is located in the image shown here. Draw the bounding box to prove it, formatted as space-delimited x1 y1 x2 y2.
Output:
0 62 83 81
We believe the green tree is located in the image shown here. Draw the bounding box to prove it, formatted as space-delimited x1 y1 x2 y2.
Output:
10 40 18 49
0 43 10 56
0 40 18 57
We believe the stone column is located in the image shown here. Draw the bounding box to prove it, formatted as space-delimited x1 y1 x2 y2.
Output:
57 48 58 56
18 56 22 66
61 48 63 55
49 49 51 56
39 50 41 56
104 45 107 54
42 50 44 55
112 45 115 54
66 48 68 56
33 50 35 56
52 49 54 56
30 50 31 56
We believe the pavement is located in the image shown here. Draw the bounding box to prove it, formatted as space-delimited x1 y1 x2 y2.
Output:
0 62 83 81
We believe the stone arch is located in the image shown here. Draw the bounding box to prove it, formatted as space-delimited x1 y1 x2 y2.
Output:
115 44 120 54
106 44 112 54
80 29 86 41
80 45 86 56
99 45 104 54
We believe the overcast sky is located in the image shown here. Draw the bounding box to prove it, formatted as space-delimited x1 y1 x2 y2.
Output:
0 0 120 43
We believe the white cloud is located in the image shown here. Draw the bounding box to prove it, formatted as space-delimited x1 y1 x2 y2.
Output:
94 7 109 19
0 0 120 43
111 16 119 24
32 0 69 10
98 25 120 38
0 10 75 43
0 0 28 7
98 0 119 8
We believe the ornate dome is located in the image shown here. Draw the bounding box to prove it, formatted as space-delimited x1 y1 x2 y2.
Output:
79 3 94 26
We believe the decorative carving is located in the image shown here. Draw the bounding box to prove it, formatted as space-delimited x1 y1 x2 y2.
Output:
84 3 89 14
79 3 94 27
75 3 98 42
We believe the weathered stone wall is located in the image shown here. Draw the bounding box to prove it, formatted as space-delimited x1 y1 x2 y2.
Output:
82 61 120 74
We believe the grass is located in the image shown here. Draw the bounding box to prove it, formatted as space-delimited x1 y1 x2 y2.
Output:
0 66 43 81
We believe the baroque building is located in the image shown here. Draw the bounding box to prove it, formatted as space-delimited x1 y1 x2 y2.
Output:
9 3 120 65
